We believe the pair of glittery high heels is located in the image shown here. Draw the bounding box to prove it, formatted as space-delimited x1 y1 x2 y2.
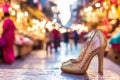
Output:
61 29 107 75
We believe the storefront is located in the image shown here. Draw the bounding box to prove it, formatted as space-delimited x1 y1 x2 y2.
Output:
0 0 51 58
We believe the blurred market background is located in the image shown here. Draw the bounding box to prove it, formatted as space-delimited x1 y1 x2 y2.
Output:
0 0 120 77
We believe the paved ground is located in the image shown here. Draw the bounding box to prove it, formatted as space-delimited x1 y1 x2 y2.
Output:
0 69 119 80
0 42 119 80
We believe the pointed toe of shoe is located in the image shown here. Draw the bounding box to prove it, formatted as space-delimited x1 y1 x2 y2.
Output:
61 64 72 73
61 64 82 74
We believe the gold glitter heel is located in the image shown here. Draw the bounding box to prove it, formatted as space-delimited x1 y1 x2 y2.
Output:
61 29 107 75
98 48 105 75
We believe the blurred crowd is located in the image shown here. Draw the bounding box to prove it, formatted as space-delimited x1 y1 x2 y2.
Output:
45 24 88 54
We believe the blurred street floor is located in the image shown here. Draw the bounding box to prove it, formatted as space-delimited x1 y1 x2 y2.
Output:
0 42 119 80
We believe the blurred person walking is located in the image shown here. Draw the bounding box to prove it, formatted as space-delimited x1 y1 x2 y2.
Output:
45 28 52 54
63 29 69 49
51 24 61 52
0 12 16 64
73 30 79 49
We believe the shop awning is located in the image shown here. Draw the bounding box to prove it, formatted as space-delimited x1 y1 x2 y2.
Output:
22 4 49 21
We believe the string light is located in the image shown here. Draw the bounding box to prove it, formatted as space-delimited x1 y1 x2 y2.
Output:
95 3 101 8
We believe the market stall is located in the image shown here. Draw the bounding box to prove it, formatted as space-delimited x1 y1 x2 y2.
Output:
0 0 50 58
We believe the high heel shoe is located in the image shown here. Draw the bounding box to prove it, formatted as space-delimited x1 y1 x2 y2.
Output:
61 29 107 75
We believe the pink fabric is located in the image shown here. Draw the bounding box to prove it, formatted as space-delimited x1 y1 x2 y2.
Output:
0 18 16 64
2 3 10 13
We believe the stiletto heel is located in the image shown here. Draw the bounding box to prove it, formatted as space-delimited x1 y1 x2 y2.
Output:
61 29 107 75
98 47 105 75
